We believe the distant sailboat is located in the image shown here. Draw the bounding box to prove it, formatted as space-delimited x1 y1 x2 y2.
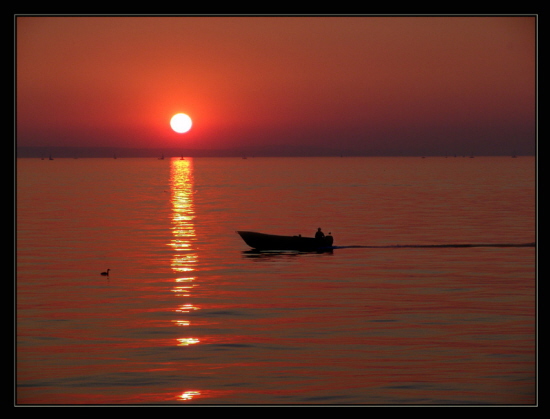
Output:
49 155 53 160
158 154 164 160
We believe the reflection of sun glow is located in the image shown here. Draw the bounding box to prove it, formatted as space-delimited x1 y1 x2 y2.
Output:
177 338 200 346
170 159 197 267
176 304 200 313
178 391 201 401
171 285 196 295
171 254 198 272
170 158 200 345
172 320 190 326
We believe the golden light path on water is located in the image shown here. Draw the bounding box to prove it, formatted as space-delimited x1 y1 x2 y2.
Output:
169 158 202 402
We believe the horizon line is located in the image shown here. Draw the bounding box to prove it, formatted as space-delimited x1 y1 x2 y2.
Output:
16 145 533 159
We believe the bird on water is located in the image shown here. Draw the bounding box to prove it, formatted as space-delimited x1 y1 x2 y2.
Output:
101 269 110 276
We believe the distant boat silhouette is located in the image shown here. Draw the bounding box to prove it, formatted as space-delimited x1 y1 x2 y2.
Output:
100 269 110 276
49 155 53 160
158 154 164 160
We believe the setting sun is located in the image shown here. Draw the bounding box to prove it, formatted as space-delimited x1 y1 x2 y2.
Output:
170 113 192 134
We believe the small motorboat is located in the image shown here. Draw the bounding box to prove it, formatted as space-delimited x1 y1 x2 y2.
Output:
236 231 334 251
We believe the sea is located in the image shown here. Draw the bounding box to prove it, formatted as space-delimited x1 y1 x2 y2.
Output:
16 156 537 405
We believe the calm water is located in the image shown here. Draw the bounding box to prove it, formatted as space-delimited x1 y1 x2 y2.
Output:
16 156 536 405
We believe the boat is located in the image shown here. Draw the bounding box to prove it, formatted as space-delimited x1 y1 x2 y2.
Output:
236 231 334 251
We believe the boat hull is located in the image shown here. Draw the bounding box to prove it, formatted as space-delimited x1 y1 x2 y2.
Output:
237 231 334 251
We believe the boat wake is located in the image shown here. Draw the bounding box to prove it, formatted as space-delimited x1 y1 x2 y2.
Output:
241 242 535 258
334 242 535 249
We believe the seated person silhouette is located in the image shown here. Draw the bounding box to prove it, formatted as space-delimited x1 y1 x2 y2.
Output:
315 228 325 241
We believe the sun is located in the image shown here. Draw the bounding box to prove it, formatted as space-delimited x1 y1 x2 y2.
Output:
170 113 192 133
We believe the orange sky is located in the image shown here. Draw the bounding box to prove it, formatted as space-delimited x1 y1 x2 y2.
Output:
16 16 536 156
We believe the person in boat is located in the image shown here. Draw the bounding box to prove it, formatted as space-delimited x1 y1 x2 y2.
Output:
315 228 325 240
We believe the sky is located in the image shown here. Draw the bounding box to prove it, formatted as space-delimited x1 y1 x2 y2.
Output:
16 15 536 156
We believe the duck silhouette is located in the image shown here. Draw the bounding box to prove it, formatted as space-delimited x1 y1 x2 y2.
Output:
100 269 110 276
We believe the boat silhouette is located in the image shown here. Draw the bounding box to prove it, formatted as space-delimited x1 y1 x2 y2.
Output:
237 231 334 251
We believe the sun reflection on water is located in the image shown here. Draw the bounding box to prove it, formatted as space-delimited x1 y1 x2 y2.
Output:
178 391 201 401
175 304 200 313
170 158 197 272
169 158 200 349
176 338 200 346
